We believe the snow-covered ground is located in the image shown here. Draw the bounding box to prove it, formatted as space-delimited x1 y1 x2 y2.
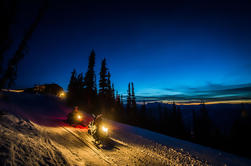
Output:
0 92 251 166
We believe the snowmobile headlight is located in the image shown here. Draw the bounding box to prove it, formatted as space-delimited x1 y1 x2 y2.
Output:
102 126 108 133
76 114 82 121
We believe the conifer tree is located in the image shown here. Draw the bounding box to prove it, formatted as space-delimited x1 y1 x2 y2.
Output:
127 82 131 110
131 82 137 110
98 58 117 115
115 91 120 103
0 2 47 88
120 94 124 112
83 50 96 92
107 71 111 90
112 83 115 100
94 74 97 94
120 95 123 106
99 58 108 96
81 50 97 112
67 69 78 105
77 72 84 90
107 71 113 99
68 69 77 90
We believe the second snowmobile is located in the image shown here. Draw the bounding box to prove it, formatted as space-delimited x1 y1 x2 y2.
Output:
88 114 109 145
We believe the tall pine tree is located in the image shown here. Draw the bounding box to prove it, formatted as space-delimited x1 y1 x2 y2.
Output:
107 71 112 97
83 50 96 92
127 82 131 111
99 58 108 96
82 50 97 112
112 83 115 100
131 82 136 110
67 69 78 105
98 58 116 115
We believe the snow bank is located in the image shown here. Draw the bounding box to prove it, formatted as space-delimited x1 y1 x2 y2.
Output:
109 121 251 166
0 109 109 166
0 110 69 166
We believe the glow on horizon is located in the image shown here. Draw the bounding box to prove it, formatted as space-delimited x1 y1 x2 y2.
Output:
137 99 251 105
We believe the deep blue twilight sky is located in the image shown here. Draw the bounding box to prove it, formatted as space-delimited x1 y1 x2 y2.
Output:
9 0 251 101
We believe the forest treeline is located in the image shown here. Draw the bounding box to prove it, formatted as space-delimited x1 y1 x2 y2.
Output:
67 50 251 158
66 50 124 119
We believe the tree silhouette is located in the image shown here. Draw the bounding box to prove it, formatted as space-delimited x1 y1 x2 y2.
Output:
126 82 131 111
99 58 109 97
107 72 111 91
0 0 47 88
67 69 82 106
83 49 96 91
98 58 116 115
82 50 97 112
131 82 136 111
77 72 84 91
112 83 115 100
0 0 17 74
67 69 77 92
120 95 123 106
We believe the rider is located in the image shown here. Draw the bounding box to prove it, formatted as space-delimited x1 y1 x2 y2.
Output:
67 106 80 124
93 114 103 140
94 114 103 129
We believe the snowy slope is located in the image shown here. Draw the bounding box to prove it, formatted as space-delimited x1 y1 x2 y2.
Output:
1 92 251 166
0 111 109 166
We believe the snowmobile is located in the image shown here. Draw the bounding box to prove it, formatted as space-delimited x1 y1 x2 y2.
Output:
88 114 109 146
66 106 84 126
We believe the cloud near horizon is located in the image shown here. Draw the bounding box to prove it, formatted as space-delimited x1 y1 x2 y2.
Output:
135 83 251 103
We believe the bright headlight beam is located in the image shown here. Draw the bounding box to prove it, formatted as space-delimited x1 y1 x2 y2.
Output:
102 126 108 132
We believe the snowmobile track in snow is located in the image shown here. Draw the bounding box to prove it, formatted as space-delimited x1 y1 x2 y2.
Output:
81 129 172 165
61 126 117 166
60 125 149 165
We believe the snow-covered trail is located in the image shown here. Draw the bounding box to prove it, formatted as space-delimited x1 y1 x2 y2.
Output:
0 110 204 166
1 92 251 166
37 124 110 165
68 123 209 166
